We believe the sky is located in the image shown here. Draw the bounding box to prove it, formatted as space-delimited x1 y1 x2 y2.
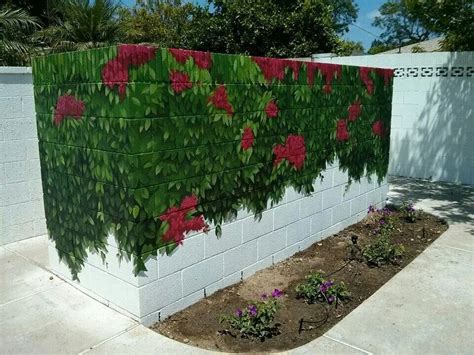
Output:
120 0 385 50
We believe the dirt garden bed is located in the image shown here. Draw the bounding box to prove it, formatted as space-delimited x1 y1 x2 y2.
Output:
152 204 448 352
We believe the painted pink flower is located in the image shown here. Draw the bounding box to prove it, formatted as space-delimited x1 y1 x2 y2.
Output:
375 68 394 86
208 85 233 116
348 100 362 121
273 134 306 170
359 67 374 95
169 70 192 94
252 57 301 82
306 62 342 93
265 100 279 118
159 194 209 246
168 48 212 69
102 44 156 99
372 120 385 137
336 119 350 141
241 127 255 151
287 60 302 80
53 95 85 126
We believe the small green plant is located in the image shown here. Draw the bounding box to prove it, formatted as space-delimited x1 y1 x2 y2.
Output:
219 289 282 339
363 234 405 266
400 201 419 222
364 205 404 266
295 271 350 305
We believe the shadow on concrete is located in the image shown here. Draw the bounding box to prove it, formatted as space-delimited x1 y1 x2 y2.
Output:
390 52 473 184
388 176 474 235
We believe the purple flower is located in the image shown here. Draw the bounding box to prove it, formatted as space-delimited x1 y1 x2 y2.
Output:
380 219 385 225
319 281 334 293
328 296 335 304
248 304 257 317
261 293 268 300
235 308 243 318
368 205 376 214
271 289 283 298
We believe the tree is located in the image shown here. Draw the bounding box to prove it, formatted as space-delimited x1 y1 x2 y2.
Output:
190 0 345 58
367 39 397 54
404 0 474 51
37 0 122 52
119 0 203 48
3 0 51 25
335 39 364 56
372 0 432 49
0 6 41 65
327 0 358 35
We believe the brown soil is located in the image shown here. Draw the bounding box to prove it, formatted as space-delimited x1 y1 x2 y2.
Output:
152 208 448 353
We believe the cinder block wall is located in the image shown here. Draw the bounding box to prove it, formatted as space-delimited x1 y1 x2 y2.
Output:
0 67 46 245
34 46 392 323
49 167 388 325
314 52 474 185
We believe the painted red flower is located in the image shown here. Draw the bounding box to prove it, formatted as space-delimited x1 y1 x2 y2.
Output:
286 60 302 80
53 95 85 126
375 68 394 86
208 85 233 116
336 119 350 141
117 44 156 66
306 63 342 93
359 67 374 95
348 100 362 121
265 100 279 118
372 120 385 137
252 57 301 82
169 70 192 94
159 194 209 246
273 134 306 170
169 48 212 69
241 127 255 151
102 44 156 99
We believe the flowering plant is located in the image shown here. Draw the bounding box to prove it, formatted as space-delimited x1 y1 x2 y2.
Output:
400 201 419 222
220 289 283 339
367 205 394 236
364 205 404 266
363 234 405 266
295 272 350 305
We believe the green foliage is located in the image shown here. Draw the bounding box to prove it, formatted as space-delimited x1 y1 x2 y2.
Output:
335 39 364 56
32 45 393 279
0 5 41 65
36 0 122 52
400 201 420 223
118 0 203 47
295 271 350 304
220 290 282 339
368 39 397 55
404 0 474 51
371 0 432 49
363 206 404 266
363 234 405 266
188 0 356 57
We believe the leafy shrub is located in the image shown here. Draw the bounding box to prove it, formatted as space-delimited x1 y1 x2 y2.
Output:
400 201 419 222
364 205 404 266
220 289 283 339
363 234 405 266
295 272 350 304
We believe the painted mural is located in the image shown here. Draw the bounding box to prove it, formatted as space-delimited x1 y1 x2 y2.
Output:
32 45 393 279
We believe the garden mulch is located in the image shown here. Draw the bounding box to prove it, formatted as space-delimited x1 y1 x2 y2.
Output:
152 208 448 353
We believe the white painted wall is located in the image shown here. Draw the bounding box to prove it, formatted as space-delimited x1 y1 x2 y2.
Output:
48 166 388 325
314 52 474 185
0 67 46 245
